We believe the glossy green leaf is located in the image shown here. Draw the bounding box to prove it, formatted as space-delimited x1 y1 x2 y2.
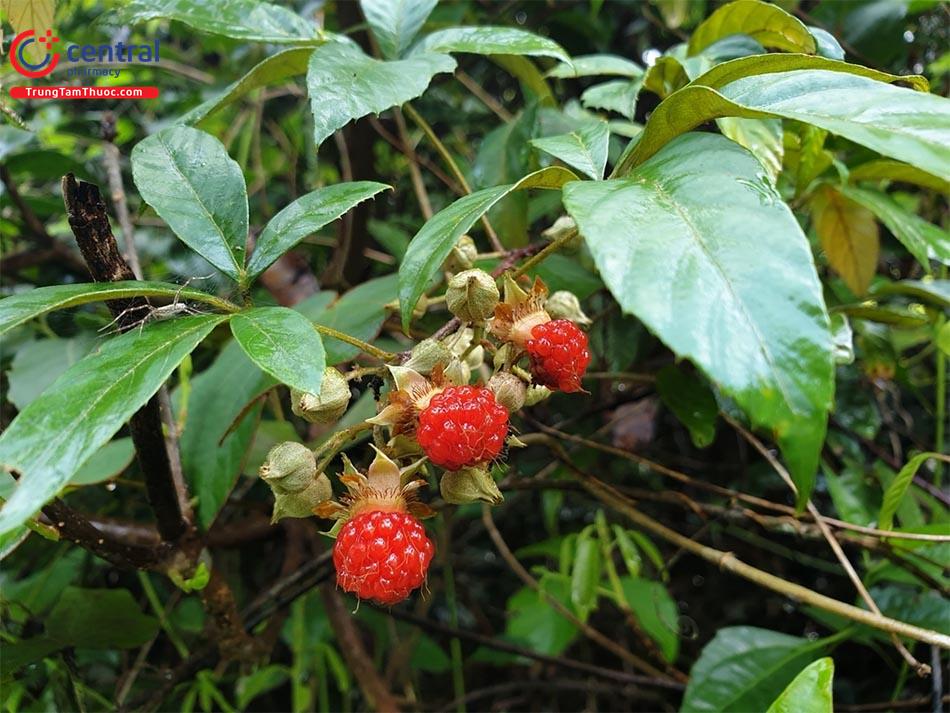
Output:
47 587 159 649
565 134 833 508
618 576 680 662
879 452 942 530
767 657 834 713
531 119 609 179
7 335 95 410
70 438 135 486
548 53 642 78
181 48 312 126
0 281 232 337
612 526 642 578
809 27 845 60
413 26 571 66
617 56 941 179
836 185 950 266
682 626 831 712
177 341 271 528
360 0 437 59
231 307 325 394
580 79 642 120
307 42 455 148
132 127 249 281
849 159 950 194
717 117 783 183
642 56 692 99
656 365 718 448
246 182 391 280
399 166 578 331
0 315 225 537
688 0 817 55
109 0 320 44
570 529 602 618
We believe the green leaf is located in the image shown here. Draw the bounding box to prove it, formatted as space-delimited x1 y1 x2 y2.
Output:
47 587 159 649
108 0 320 44
548 54 642 78
565 134 833 508
612 526 642 578
70 438 135 486
0 126 34 160
307 42 455 148
2 586 162 678
7 335 95 410
836 185 950 267
0 281 231 337
237 665 290 710
231 307 325 395
531 119 609 180
849 159 950 194
132 127 249 281
766 658 834 713
717 117 784 183
506 575 579 656
0 316 225 537
809 27 845 60
879 452 941 530
656 365 718 448
580 79 642 120
682 626 831 712
618 576 680 662
181 48 313 126
870 279 950 309
570 528 602 618
810 185 880 295
399 166 578 331
617 56 942 180
938 322 950 357
177 341 269 529
688 0 817 55
360 0 437 59
246 182 391 280
413 27 571 66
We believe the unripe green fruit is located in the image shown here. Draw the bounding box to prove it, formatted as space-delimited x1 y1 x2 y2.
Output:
440 467 503 505
488 372 526 413
446 269 499 323
291 367 350 424
260 441 317 493
272 474 333 522
546 291 591 325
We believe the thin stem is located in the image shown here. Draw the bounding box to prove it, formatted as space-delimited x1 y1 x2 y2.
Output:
545 442 950 649
313 323 396 362
393 108 434 220
725 414 931 675
511 227 579 278
138 571 189 658
481 504 676 681
403 103 504 252
314 421 375 472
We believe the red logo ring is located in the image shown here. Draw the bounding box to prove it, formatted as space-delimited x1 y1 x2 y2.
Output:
10 29 60 79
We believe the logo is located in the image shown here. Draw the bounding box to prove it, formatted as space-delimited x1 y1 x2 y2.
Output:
10 29 61 79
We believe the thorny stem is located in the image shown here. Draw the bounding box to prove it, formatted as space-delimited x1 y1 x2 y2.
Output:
532 435 950 649
313 323 397 362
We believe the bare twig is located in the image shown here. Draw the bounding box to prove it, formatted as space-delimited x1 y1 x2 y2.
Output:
726 415 932 676
61 174 192 543
321 584 401 712
455 69 513 121
392 108 434 220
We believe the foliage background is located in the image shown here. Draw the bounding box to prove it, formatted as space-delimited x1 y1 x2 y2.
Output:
0 0 948 711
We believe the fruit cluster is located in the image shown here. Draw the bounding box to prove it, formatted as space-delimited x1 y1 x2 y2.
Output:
260 243 591 605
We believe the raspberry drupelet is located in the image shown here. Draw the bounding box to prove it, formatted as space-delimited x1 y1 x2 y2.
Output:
526 319 591 393
416 385 509 471
334 510 434 604
314 448 435 605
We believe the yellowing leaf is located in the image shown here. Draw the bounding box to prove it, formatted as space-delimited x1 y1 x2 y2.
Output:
3 0 55 63
811 186 879 295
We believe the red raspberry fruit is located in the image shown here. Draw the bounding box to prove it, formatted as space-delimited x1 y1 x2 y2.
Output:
526 319 591 393
416 385 509 471
334 509 434 605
